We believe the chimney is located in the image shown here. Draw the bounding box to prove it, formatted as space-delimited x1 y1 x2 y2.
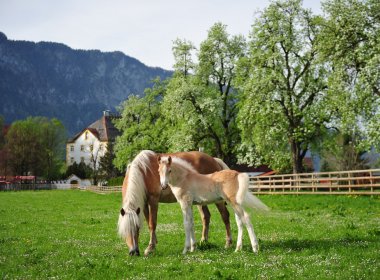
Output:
103 110 111 117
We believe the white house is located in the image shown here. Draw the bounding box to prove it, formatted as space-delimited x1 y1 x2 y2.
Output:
66 111 120 169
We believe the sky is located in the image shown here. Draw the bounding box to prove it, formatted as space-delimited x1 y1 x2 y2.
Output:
0 0 322 70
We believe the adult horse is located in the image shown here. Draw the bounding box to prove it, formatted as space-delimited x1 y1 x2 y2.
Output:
118 150 232 256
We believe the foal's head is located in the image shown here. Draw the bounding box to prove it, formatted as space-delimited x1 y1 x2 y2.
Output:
157 156 172 190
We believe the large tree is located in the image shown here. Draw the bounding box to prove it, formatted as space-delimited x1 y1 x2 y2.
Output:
319 0 380 151
163 23 246 165
237 0 328 173
4 117 66 179
114 79 169 170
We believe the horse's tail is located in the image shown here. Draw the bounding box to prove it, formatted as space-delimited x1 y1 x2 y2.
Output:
237 173 270 211
214 157 230 170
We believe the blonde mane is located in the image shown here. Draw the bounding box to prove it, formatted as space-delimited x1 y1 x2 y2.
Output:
118 150 155 238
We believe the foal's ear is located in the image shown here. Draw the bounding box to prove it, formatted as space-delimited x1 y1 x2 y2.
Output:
136 207 140 215
168 156 172 165
157 155 161 163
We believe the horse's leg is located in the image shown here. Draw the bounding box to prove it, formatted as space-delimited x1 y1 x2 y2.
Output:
233 212 244 252
144 196 159 256
242 209 259 253
179 201 195 254
197 205 210 243
232 204 259 253
215 202 232 248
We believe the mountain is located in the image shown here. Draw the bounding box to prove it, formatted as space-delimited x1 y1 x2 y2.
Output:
0 32 172 135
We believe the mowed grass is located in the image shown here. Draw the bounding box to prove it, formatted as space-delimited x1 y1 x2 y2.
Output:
0 191 379 279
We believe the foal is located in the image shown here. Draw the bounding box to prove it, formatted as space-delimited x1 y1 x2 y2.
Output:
158 156 269 254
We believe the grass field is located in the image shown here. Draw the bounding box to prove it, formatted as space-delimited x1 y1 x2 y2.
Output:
0 190 379 279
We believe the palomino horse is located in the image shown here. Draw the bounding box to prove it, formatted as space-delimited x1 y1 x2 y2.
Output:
118 150 232 256
157 155 269 254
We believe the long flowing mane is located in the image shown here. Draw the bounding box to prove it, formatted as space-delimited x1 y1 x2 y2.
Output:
123 150 155 210
118 150 155 238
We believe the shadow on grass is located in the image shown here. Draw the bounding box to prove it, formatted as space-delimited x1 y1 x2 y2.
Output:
262 236 378 252
197 240 219 251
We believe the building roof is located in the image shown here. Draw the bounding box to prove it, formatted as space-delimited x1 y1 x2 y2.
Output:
67 112 121 143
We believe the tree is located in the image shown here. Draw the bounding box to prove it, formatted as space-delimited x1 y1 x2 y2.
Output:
319 0 380 151
319 131 371 172
163 23 246 165
0 116 4 149
87 140 102 185
98 141 122 181
4 117 66 179
40 118 66 180
114 78 169 170
65 162 92 179
237 0 328 173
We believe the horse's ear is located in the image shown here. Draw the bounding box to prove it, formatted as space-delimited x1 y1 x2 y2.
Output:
168 156 172 165
157 155 161 163
136 207 140 215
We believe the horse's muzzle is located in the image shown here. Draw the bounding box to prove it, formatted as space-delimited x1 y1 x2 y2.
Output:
161 183 169 190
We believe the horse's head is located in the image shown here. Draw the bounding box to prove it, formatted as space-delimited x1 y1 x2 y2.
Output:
157 156 172 190
118 207 141 256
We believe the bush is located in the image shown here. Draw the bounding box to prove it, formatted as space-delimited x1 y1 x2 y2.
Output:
107 176 124 186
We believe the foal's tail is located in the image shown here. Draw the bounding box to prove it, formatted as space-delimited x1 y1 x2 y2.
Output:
237 173 270 211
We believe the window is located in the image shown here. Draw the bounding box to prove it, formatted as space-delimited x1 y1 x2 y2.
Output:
70 145 74 152
70 157 74 163
80 157 85 163
90 145 94 151
80 145 84 152
85 131 89 140
99 144 103 151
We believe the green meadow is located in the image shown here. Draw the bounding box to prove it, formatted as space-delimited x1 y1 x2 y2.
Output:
0 190 379 279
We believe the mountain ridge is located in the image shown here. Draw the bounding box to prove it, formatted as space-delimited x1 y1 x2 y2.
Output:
0 32 172 135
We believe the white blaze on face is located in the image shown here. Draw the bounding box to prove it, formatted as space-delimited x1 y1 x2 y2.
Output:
159 157 171 189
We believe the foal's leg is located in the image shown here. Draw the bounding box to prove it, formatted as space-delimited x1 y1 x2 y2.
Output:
197 205 210 243
144 196 159 256
234 212 244 252
180 201 196 254
215 202 232 248
232 204 259 253
242 209 259 253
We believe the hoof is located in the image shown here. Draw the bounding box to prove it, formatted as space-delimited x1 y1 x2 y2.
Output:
234 245 242 252
129 248 140 256
252 244 259 254
225 239 233 249
144 244 155 256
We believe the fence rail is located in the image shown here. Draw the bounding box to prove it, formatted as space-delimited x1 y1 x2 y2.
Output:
249 169 380 195
2 168 380 195
85 185 122 193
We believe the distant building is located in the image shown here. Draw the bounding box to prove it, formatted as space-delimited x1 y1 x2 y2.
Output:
66 111 120 169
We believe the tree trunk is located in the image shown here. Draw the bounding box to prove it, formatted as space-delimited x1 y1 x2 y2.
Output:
290 139 304 174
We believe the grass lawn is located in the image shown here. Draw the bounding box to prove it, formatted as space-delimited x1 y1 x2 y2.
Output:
0 190 379 279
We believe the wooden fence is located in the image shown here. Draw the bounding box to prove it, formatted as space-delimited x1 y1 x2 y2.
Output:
2 169 380 195
85 185 122 194
249 169 380 195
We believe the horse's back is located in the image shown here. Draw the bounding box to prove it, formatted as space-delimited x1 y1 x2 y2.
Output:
166 151 222 174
